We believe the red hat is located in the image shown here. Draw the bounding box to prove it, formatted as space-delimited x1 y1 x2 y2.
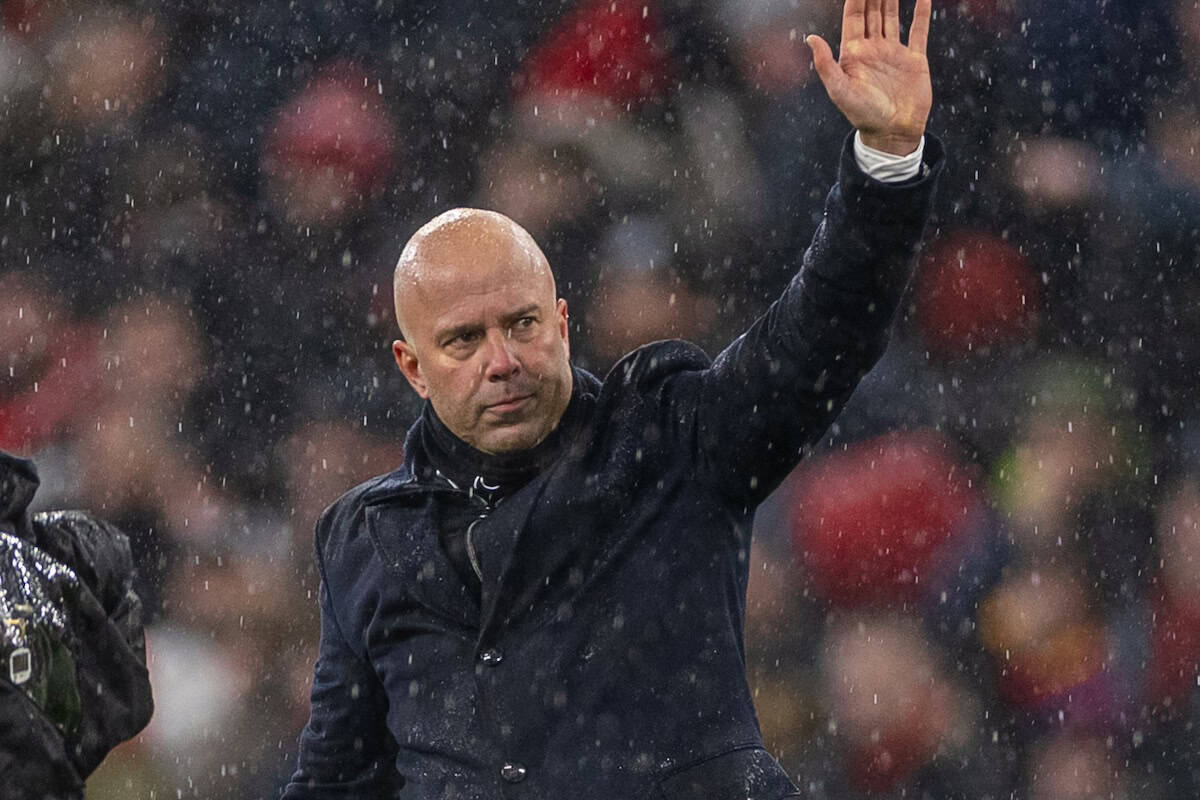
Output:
916 230 1041 360
263 63 395 195
791 430 981 607
514 0 669 109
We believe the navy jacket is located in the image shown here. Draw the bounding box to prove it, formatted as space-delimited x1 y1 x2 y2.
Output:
284 135 944 800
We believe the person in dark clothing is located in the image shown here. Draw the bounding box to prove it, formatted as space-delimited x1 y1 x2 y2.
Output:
285 1 938 797
0 451 153 800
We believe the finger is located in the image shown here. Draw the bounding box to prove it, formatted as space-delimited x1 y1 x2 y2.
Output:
908 0 932 54
866 0 883 38
807 35 850 100
884 0 900 39
841 0 866 46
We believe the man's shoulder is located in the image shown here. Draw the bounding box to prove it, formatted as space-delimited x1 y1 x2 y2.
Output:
315 465 413 546
600 339 712 397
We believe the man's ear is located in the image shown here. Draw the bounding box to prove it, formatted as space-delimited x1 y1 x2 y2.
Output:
556 298 570 359
393 339 429 398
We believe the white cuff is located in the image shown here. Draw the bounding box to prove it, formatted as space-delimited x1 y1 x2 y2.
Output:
853 131 925 183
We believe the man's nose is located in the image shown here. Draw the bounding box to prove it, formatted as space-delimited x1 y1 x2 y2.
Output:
482 329 519 381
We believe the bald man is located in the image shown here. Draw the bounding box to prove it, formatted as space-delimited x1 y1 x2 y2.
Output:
285 2 941 798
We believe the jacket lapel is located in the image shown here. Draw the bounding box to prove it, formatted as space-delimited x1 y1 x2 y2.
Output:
473 473 550 639
363 485 481 629
476 454 614 642
355 422 597 641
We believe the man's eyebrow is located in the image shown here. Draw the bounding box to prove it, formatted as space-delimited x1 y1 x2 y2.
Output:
502 304 541 324
435 322 484 344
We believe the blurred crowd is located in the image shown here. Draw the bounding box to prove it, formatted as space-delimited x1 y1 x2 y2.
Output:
1 0 1198 797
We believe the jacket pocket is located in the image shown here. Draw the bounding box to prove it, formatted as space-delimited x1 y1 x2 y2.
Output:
658 745 801 800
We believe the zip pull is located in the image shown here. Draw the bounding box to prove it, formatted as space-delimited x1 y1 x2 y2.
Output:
473 475 500 492
471 475 502 506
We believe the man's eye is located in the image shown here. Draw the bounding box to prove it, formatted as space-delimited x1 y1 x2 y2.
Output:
516 316 536 329
447 332 480 348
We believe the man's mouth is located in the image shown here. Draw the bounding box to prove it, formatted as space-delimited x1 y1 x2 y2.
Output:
485 394 534 414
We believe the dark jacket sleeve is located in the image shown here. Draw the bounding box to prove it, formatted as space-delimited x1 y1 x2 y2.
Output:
282 511 402 800
665 133 944 506
32 510 154 777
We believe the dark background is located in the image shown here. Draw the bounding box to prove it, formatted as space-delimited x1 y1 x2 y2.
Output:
2 0 1199 797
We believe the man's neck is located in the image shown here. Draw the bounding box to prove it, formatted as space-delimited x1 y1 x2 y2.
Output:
419 381 584 502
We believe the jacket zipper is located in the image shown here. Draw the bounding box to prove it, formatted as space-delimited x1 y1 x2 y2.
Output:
437 471 500 585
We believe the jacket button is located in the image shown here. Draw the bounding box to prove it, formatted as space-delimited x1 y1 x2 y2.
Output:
500 762 527 783
480 647 504 666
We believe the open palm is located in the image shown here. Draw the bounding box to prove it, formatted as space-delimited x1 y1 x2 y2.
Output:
807 0 933 155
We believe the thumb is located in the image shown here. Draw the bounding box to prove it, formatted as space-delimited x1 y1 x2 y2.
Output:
806 35 847 99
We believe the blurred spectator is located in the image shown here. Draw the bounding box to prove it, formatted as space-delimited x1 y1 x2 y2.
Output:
582 215 717 366
990 359 1153 607
41 6 164 134
0 271 100 459
915 229 1042 361
278 418 404 548
818 614 986 795
73 296 250 615
261 63 396 230
513 0 669 110
1148 476 1200 708
1025 732 1131 800
978 564 1114 722
713 0 834 95
790 429 984 609
145 551 305 797
110 125 235 281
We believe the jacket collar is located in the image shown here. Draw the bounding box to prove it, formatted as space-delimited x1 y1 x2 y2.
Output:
359 422 427 505
361 460 552 634
360 365 602 507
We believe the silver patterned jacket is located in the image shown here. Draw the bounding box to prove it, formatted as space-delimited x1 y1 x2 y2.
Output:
0 451 153 800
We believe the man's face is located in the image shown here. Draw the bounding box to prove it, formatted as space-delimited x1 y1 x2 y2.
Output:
392 213 573 454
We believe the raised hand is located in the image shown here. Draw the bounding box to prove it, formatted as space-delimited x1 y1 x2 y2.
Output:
806 0 932 156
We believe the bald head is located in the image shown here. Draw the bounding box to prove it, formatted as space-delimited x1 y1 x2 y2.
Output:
393 208 555 340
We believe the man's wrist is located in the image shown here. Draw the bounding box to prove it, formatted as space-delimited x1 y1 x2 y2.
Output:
858 131 924 156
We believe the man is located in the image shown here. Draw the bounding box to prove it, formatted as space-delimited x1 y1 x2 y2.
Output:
0 450 153 800
285 0 940 797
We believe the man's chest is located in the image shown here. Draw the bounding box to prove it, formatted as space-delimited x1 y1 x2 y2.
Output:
354 453 722 639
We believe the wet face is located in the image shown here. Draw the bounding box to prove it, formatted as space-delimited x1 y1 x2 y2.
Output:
392 209 572 454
